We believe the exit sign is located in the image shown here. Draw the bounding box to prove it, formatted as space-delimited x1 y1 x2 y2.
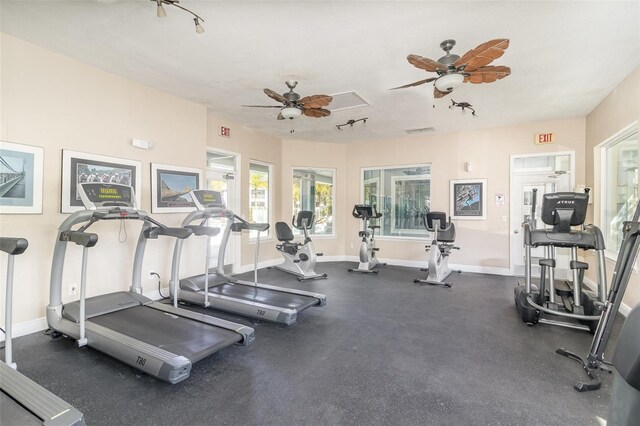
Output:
535 133 554 145
219 126 231 138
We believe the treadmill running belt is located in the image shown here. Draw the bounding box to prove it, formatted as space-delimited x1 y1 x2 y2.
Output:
1 392 41 426
207 282 318 311
89 306 241 362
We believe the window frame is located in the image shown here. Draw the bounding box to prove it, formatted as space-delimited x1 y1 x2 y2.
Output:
598 121 639 260
291 167 337 238
360 163 432 241
248 159 273 241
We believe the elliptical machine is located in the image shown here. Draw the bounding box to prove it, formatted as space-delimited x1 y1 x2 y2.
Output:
272 210 328 281
514 189 608 332
348 204 386 274
414 211 460 287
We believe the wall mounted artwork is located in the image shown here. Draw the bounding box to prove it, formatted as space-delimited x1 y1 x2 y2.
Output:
0 141 44 214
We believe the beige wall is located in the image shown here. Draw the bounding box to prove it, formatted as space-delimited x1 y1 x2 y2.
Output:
585 66 640 309
1 34 208 325
345 118 587 270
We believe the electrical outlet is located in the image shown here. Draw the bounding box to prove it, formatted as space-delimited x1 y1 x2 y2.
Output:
69 285 78 296
148 271 157 279
350 243 354 249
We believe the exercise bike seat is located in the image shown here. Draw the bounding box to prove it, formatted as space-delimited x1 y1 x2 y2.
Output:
424 211 456 243
275 222 299 255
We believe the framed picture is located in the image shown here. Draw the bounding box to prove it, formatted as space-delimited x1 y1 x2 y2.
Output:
62 150 141 213
450 179 487 220
151 163 202 213
0 141 44 214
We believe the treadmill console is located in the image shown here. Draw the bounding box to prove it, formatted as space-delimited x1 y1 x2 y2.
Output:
190 190 226 210
78 183 137 210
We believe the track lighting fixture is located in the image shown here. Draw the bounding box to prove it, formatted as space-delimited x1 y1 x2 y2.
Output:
336 117 368 130
151 0 205 34
449 100 477 117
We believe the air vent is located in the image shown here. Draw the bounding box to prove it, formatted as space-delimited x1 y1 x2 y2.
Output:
405 127 435 135
328 91 370 112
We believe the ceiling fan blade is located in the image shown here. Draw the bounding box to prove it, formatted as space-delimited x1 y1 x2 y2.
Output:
390 77 438 90
407 54 447 72
463 66 511 84
242 105 283 108
433 87 450 99
303 108 331 118
298 95 333 109
454 39 510 72
264 88 287 104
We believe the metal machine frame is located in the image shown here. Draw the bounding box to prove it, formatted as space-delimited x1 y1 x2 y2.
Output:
47 183 254 384
272 210 328 281
348 204 386 274
170 190 327 325
1 237 85 425
414 211 460 287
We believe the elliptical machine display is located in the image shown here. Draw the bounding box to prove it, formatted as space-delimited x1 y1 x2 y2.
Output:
348 204 386 274
414 211 460 287
273 211 328 281
514 189 607 332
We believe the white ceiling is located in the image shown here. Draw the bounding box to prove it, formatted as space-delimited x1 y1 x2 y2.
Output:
1 1 639 143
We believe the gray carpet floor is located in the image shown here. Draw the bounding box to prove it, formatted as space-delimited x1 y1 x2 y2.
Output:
1 262 622 425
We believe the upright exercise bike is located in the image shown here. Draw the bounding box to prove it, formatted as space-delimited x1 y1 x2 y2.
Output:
348 204 386 274
414 211 460 287
273 210 328 281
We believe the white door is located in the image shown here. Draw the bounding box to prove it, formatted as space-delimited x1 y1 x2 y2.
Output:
206 150 240 273
510 153 574 276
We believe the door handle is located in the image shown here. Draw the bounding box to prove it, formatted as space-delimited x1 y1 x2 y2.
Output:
514 229 519 234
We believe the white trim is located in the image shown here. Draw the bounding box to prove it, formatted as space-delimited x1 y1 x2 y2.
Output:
598 121 639 260
0 317 48 341
249 159 273 240
619 302 632 317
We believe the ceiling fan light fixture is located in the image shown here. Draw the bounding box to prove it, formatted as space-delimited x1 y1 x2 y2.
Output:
434 73 464 93
281 107 302 120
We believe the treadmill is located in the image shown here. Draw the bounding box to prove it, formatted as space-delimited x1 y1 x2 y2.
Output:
1 237 85 425
47 183 254 384
170 190 326 325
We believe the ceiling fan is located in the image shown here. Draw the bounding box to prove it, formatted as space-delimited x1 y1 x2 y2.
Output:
391 39 511 98
243 81 333 120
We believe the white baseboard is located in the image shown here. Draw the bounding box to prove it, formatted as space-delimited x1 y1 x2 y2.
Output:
0 316 48 341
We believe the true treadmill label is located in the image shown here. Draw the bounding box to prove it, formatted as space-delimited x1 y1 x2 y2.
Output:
137 356 147 366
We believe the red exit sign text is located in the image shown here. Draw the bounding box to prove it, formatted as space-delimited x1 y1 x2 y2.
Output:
535 133 554 145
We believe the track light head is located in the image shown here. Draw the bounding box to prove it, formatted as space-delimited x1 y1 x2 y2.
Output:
156 0 167 17
194 17 205 34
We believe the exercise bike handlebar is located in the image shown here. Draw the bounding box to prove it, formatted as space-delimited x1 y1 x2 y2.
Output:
352 204 382 219
292 210 315 230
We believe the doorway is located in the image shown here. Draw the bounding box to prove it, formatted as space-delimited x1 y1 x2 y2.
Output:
206 149 240 273
510 152 575 276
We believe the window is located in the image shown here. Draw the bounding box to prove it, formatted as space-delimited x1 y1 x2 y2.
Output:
292 168 335 236
361 165 431 238
249 161 272 239
601 124 638 253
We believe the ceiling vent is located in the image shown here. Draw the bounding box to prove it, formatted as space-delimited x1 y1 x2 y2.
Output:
328 91 370 112
405 127 435 135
